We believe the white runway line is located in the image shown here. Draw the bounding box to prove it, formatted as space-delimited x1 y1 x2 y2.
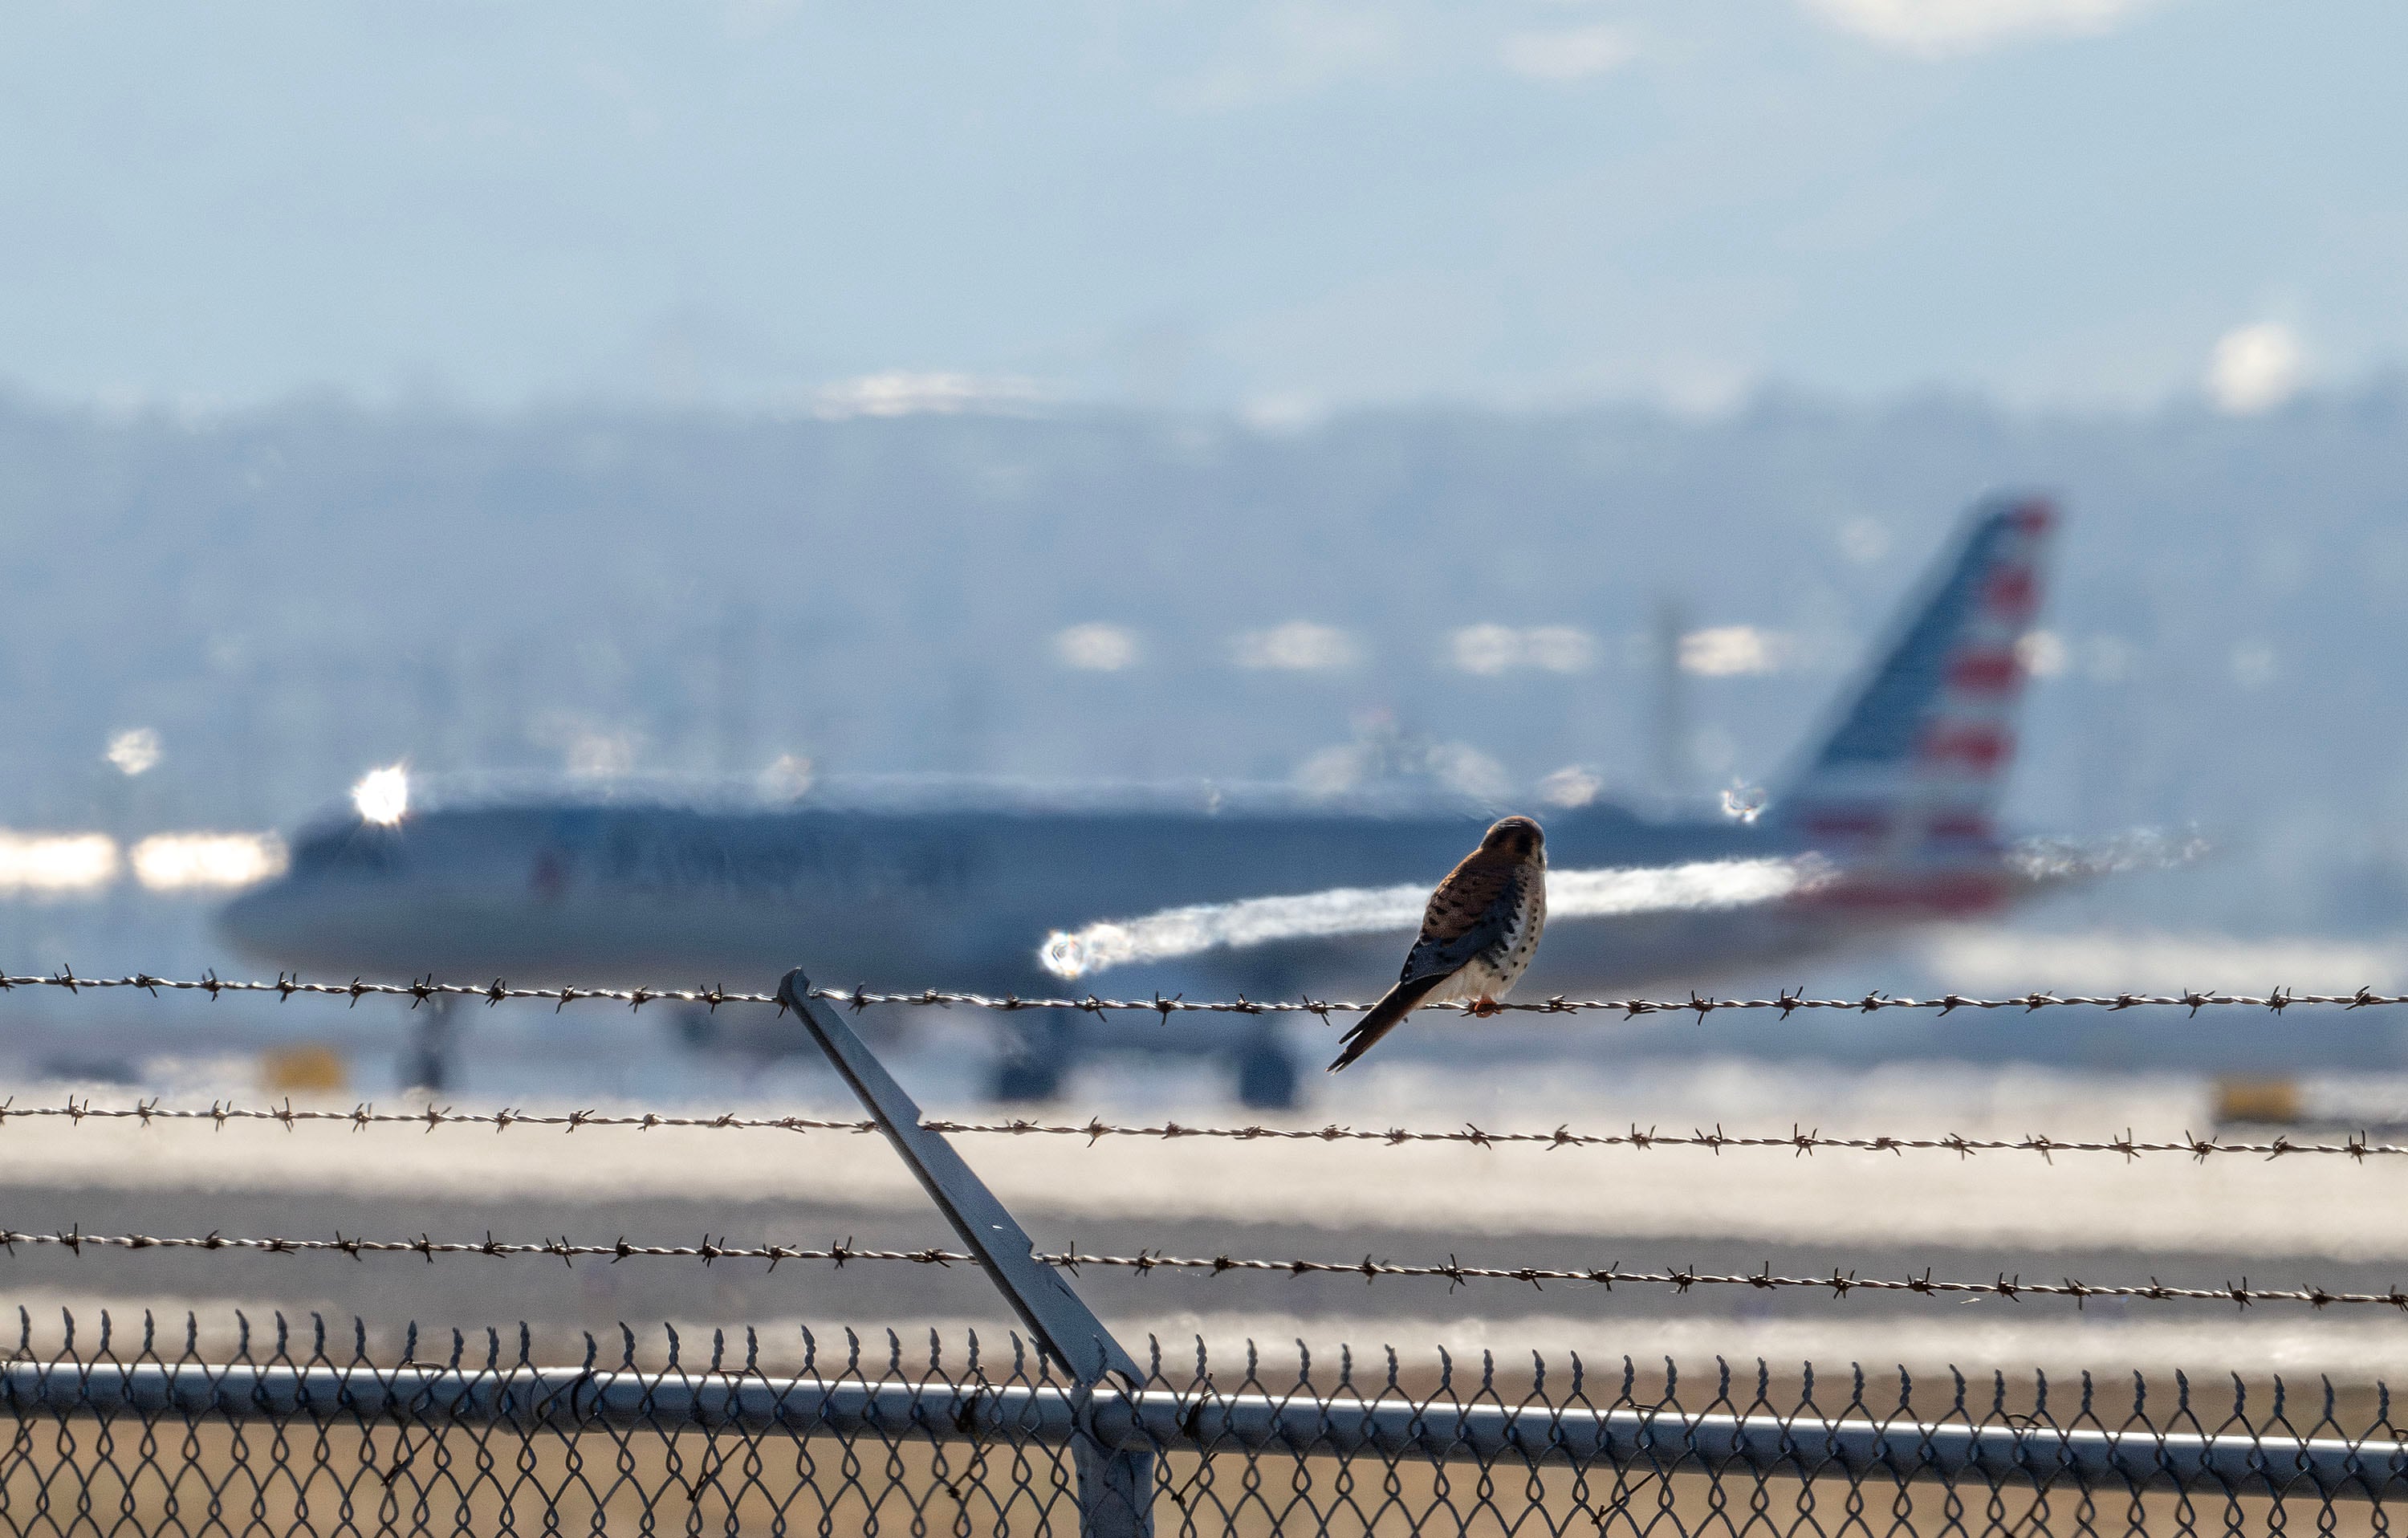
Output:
1918 926 2408 995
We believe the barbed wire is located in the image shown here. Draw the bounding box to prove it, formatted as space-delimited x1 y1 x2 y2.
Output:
4 1098 2402 1162
0 970 778 1011
0 1224 2396 1310
5 969 2407 1019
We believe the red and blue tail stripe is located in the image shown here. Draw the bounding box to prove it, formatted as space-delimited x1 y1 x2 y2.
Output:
1779 495 2056 902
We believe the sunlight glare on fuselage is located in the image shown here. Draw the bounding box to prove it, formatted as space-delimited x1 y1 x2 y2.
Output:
1038 856 1825 979
352 764 409 825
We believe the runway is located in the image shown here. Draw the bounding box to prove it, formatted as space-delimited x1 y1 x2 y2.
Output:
5 1037 2405 1385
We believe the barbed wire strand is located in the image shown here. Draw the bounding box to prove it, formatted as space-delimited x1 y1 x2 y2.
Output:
4 970 2406 1019
2 1098 2400 1163
0 1225 2395 1311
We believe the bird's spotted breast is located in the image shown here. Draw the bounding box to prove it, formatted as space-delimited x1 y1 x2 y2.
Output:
1484 877 1546 987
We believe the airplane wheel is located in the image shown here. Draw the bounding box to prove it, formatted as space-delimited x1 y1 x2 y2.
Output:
990 1013 1072 1103
401 999 457 1092
1235 1041 1300 1110
990 1056 1064 1103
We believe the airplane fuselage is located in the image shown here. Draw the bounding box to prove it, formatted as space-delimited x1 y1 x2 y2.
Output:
221 787 1834 1001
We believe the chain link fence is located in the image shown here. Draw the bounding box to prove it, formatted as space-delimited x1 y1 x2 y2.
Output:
9 969 2406 1532
6 1308 2407 1536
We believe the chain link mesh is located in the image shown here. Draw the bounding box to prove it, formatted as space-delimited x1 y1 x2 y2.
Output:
6 1308 2407 1536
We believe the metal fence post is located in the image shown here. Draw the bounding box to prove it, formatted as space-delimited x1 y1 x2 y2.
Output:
775 969 1153 1538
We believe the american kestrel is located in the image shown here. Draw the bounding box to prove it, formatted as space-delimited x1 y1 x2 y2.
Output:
1328 815 1547 1072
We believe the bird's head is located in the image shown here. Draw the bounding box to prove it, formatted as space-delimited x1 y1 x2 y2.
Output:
1481 816 1544 860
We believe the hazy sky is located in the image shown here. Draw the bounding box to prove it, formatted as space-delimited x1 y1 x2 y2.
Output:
2 0 2398 417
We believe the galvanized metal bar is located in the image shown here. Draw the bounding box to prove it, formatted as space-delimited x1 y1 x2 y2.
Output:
773 970 1137 1381
775 967 1152 1537
7 1362 2402 1499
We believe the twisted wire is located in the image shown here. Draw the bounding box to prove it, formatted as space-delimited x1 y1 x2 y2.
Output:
2 1098 2398 1162
3 970 2404 1019
0 1225 2397 1309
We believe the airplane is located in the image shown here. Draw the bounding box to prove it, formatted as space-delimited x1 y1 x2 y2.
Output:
219 494 2062 1106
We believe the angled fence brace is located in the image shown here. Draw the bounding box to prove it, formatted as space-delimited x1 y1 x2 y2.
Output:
776 969 1153 1538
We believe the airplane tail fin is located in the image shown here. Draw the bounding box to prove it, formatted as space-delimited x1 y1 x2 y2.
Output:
1775 495 2056 881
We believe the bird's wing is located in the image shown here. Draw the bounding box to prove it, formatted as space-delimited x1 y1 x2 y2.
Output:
1396 857 1528 984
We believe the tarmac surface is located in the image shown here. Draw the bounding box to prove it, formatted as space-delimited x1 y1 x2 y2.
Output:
6 1023 2408 1382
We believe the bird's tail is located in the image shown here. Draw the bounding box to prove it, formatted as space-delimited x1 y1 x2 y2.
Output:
1327 975 1444 1072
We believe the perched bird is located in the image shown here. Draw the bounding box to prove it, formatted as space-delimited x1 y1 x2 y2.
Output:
1328 816 1547 1072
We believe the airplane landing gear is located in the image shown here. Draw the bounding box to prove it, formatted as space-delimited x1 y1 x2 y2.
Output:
990 1011 1072 1103
673 1006 721 1051
1234 1031 1300 1110
401 996 459 1092
982 1009 1304 1109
